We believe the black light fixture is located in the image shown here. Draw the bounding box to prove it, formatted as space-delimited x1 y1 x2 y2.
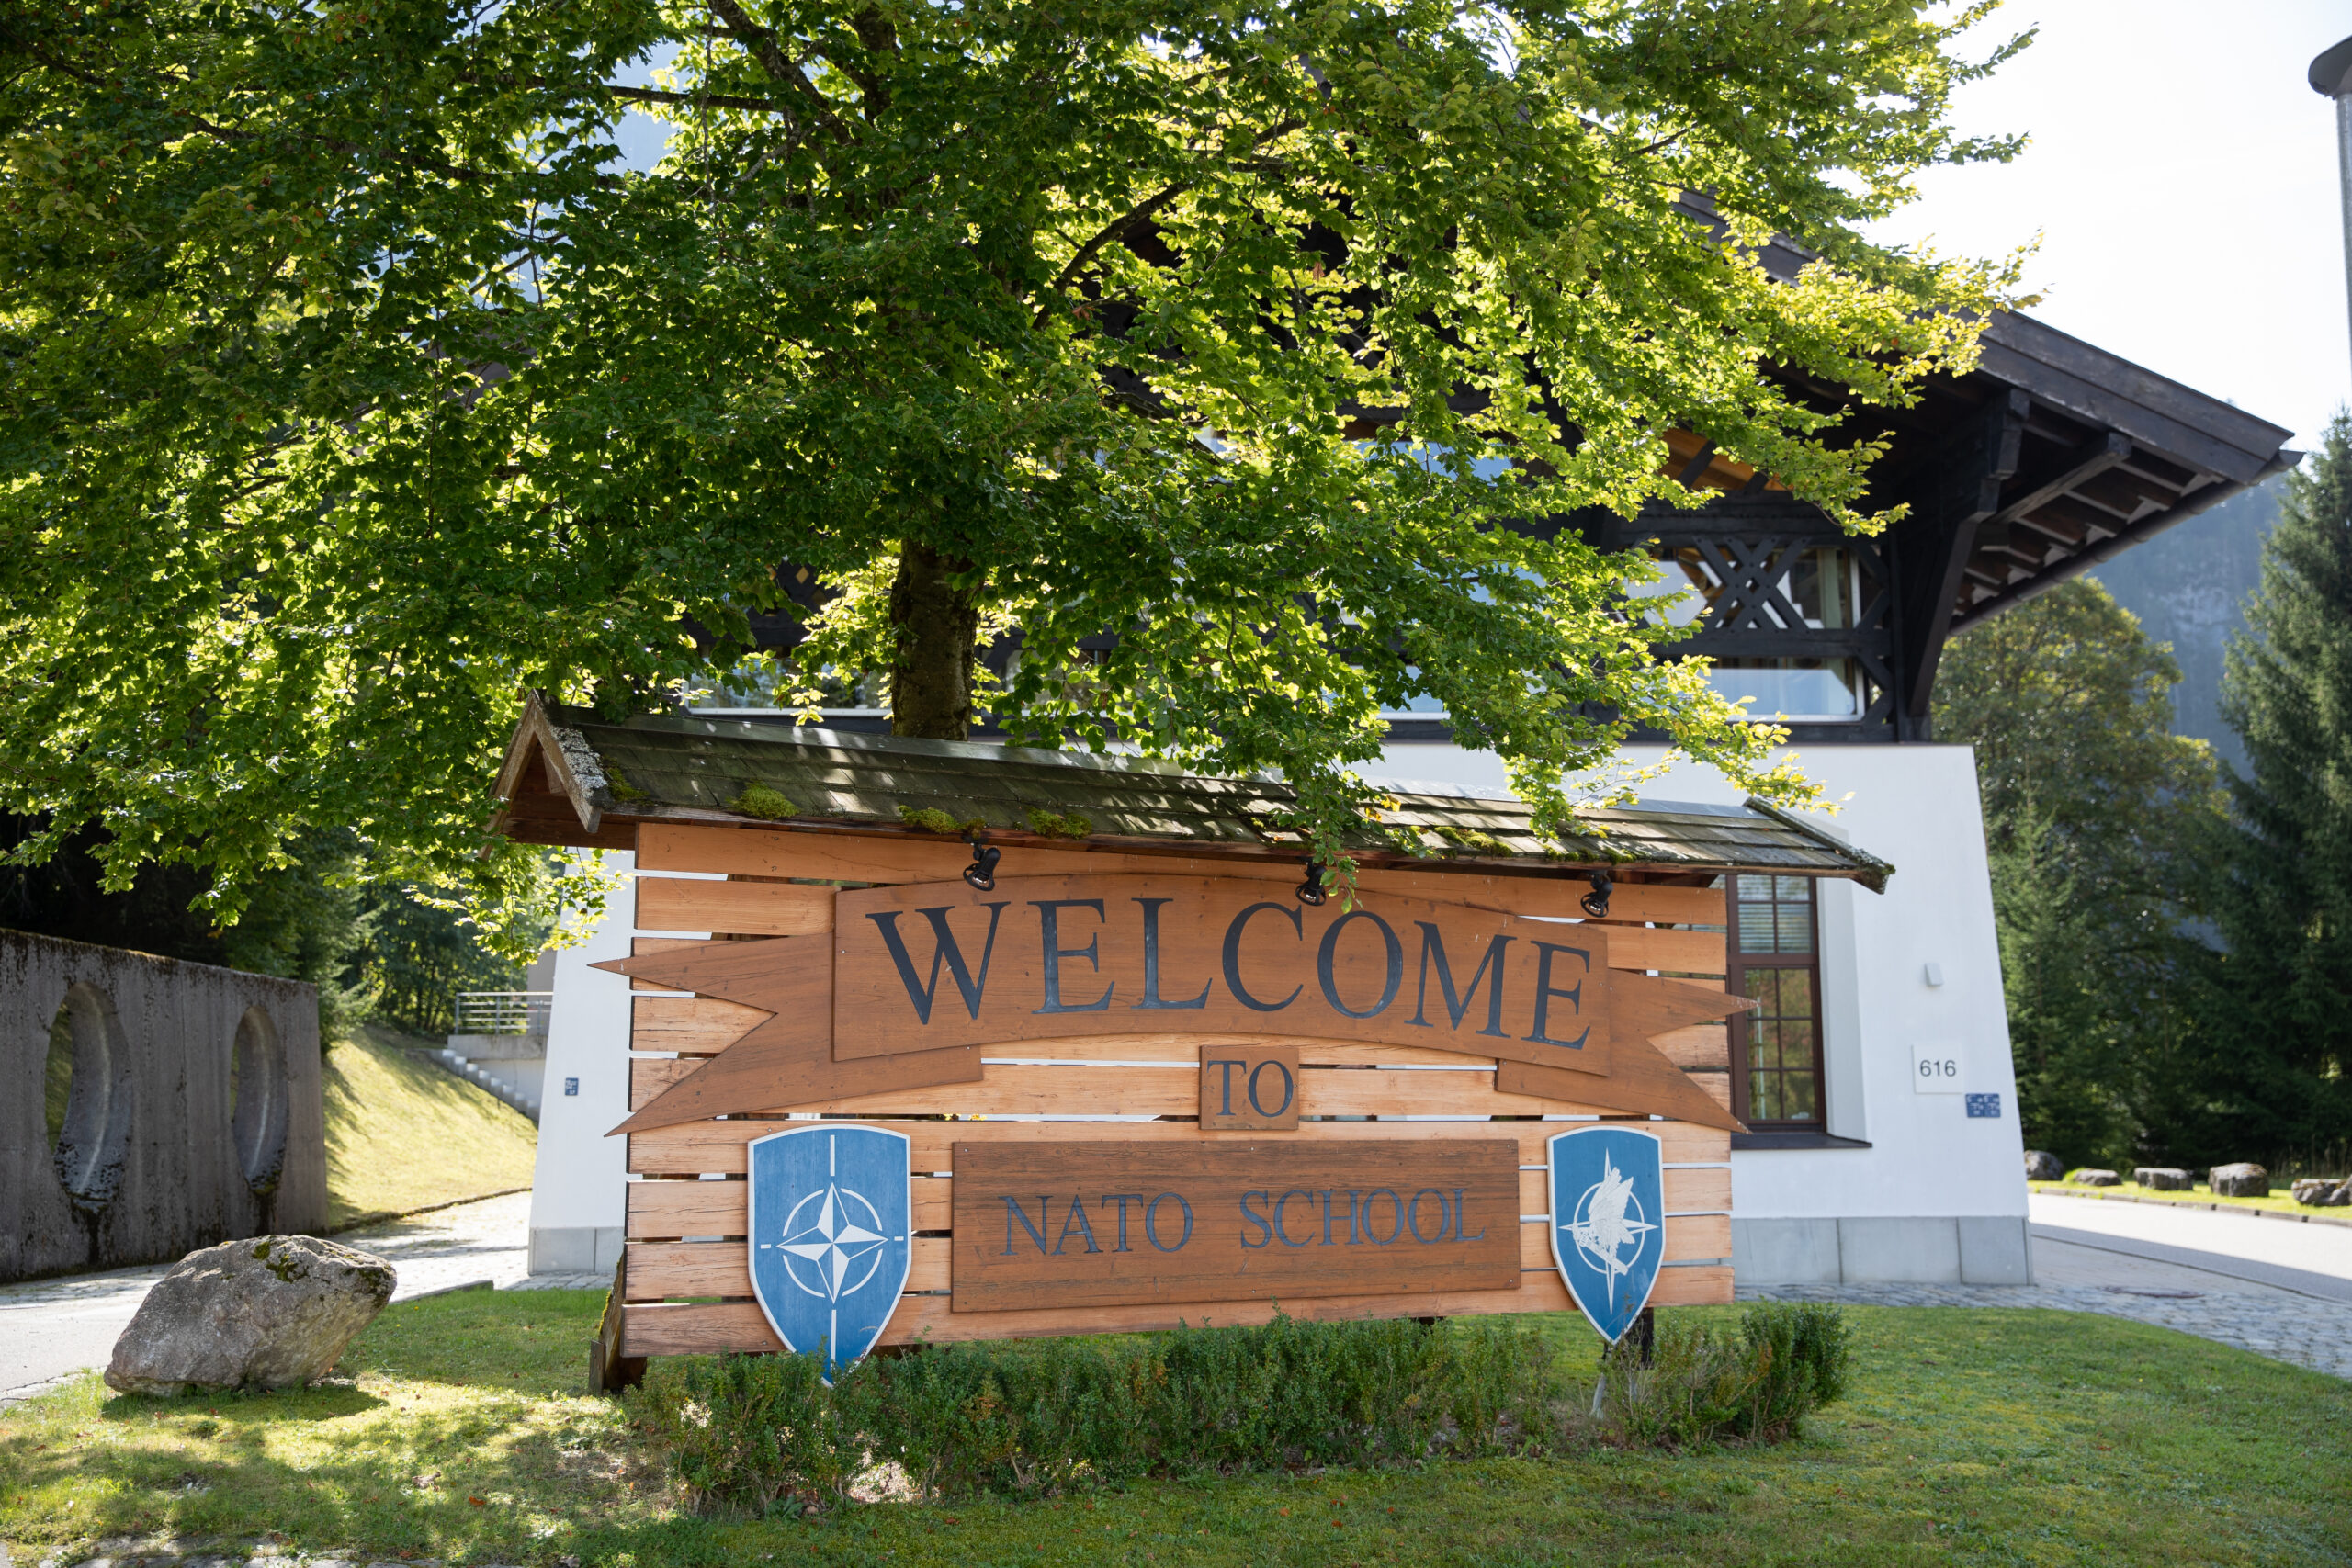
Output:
964 838 1001 892
1580 867 1613 919
1296 861 1329 907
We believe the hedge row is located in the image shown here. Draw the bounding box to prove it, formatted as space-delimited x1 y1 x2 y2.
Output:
628 1304 1852 1515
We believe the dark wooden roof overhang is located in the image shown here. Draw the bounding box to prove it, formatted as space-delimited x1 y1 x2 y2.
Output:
1542 206 2302 742
489 694 1895 892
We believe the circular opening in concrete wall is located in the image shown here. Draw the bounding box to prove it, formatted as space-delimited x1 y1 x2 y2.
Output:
46 983 130 1210
229 1006 289 1197
43 1007 74 1146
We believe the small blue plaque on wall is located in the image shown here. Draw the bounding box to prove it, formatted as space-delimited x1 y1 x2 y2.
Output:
1964 1092 2001 1119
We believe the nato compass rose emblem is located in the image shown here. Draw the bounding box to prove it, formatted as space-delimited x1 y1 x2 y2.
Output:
746 1124 912 1380
1546 1125 1666 1343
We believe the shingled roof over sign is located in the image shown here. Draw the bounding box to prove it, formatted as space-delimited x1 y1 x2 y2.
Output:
491 696 1893 891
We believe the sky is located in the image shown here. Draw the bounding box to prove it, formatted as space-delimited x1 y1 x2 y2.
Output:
1865 0 2352 450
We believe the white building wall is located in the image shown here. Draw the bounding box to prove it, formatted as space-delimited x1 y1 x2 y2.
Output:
1377 739 2030 1285
526 851 642 1277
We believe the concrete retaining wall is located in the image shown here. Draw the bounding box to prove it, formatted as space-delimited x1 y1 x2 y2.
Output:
0 931 325 1282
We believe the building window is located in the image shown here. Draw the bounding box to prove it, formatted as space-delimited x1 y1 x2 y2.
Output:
1629 544 1879 720
1727 874 1824 1126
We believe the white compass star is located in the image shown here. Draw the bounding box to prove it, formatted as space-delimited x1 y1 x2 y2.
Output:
779 1184 888 1301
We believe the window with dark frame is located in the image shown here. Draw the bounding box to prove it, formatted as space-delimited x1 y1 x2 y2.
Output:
1726 874 1825 1127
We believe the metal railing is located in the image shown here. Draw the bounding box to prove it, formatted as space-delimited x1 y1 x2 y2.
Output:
453 991 553 1035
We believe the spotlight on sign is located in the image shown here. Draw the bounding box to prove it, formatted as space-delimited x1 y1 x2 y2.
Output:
1581 868 1613 919
963 840 1001 892
1296 861 1328 907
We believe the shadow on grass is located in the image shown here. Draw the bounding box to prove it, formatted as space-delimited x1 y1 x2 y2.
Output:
99 1385 390 1426
5 1297 2351 1568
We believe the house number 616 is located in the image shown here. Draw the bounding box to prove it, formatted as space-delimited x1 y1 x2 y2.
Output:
1910 1043 1964 1094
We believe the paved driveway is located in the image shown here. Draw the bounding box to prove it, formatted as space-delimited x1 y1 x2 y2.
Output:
0 1192 603 1405
1749 1191 2352 1381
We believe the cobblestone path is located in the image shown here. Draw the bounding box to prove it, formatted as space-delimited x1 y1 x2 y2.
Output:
1742 1280 2352 1382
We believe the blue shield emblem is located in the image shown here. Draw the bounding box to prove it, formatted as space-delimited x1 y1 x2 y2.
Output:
746 1124 912 1380
1547 1126 1666 1343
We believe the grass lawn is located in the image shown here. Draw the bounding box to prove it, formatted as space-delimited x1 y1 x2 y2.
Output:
4 1294 2349 1566
2030 1178 2349 1220
323 1029 539 1229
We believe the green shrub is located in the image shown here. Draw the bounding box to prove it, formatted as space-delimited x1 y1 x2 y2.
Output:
1596 1302 1852 1449
628 1350 848 1517
1736 1299 1852 1438
628 1306 1851 1513
1024 807 1094 839
844 1314 1567 1494
632 1313 1566 1511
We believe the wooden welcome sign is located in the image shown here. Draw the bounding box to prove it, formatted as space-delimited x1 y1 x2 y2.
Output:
603 820 1754 1360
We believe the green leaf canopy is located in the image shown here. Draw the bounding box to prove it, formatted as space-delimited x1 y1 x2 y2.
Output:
0 0 2020 924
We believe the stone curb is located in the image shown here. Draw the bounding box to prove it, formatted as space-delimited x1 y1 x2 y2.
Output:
321 1187 533 1237
398 1278 495 1303
2031 1185 2352 1228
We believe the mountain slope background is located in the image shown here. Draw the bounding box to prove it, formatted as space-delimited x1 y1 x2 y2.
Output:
2086 479 2285 769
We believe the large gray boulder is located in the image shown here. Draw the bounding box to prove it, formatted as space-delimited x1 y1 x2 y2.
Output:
106 1235 395 1396
2291 1178 2346 1207
2134 1168 2193 1191
2209 1163 2270 1199
2023 1150 2064 1181
2066 1168 2120 1187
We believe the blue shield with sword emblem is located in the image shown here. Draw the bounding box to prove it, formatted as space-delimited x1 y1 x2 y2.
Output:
1546 1125 1666 1343
746 1123 912 1381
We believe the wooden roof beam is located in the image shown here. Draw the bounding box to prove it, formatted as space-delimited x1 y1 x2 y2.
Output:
2012 512 2089 548
1993 432 2132 526
2035 493 2126 539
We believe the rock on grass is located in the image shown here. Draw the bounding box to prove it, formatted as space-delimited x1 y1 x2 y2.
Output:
106 1235 396 1396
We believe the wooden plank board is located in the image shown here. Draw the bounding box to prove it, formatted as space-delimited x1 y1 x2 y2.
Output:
1199 1044 1300 1131
636 822 1728 926
1601 926 1725 977
831 875 1616 1074
627 1175 956 1238
1521 1165 1730 1215
628 937 712 991
632 996 770 1055
607 942 987 1132
948 1140 1521 1311
978 1036 1488 1068
617 1213 1728 1302
1651 1023 1730 1072
618 1264 1736 1354
626 1166 1724 1230
628 1057 1697 1120
626 1236 953 1299
628 1114 1733 1174
635 876 836 937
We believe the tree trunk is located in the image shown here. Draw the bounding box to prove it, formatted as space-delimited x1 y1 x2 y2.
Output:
887 539 981 740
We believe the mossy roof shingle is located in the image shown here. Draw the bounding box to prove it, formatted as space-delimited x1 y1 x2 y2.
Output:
493 701 1892 890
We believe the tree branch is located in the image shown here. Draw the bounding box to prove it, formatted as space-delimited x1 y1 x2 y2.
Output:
705 0 855 146
605 81 785 114
1033 122 1302 327
1034 183 1191 326
24 39 488 182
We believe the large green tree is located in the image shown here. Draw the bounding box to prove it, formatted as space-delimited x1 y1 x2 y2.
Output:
2196 419 2352 1166
1 0 2019 931
1933 577 2222 1168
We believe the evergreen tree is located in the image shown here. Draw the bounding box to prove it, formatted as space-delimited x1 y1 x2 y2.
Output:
1934 578 2222 1168
2199 420 2352 1165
